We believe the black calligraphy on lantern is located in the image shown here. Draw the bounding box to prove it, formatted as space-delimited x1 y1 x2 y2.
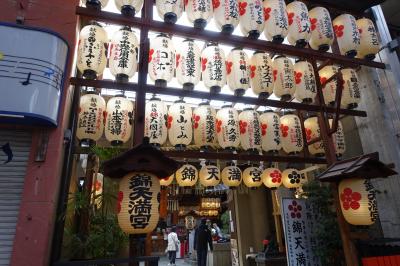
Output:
228 167 241 181
109 101 124 136
85 27 97 68
181 166 196 181
350 18 361 45
149 103 160 140
185 42 196 77
205 109 215 143
210 48 223 81
206 167 220 180
128 174 153 229
273 115 281 145
118 31 132 69
364 180 378 222
250 168 261 182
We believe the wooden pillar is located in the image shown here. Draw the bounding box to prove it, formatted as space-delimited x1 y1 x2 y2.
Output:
160 188 168 219
271 190 284 253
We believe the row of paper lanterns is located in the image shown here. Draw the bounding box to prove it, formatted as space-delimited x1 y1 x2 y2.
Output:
146 97 346 156
84 0 380 61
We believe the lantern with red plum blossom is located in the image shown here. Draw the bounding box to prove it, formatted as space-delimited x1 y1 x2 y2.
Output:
216 105 240 150
333 14 360 57
280 113 303 154
114 0 143 16
308 7 334 52
273 55 295 101
262 168 282 189
199 164 221 187
356 18 380 61
249 51 274 99
201 42 227 94
176 164 198 187
144 96 168 147
238 108 262 152
226 48 250 96
282 168 305 189
293 60 317 104
168 99 193 148
286 1 311 48
318 65 339 106
221 163 242 187
329 119 346 157
160 173 174 186
341 68 361 109
259 110 282 153
176 39 201 90
105 96 134 146
84 0 109 9
186 0 213 29
304 116 324 156
263 0 288 43
149 33 175 87
243 166 263 188
193 102 217 149
156 0 184 24
214 0 240 34
239 0 265 39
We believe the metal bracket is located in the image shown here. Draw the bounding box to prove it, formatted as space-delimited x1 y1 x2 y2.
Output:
387 37 400 53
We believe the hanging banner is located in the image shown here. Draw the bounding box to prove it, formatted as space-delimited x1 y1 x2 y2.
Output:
0 23 69 126
281 198 321 266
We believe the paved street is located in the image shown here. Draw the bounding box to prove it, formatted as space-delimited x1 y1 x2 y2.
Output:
159 256 192 266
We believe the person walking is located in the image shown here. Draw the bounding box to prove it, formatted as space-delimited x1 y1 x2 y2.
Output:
167 226 180 266
194 218 213 266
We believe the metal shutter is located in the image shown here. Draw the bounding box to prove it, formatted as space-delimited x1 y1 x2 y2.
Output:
0 129 32 266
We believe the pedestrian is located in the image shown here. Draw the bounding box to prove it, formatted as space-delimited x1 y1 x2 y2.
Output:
194 218 213 266
167 226 180 266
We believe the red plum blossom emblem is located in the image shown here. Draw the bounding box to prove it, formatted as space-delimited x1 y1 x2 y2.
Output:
288 200 302 218
340 188 361 210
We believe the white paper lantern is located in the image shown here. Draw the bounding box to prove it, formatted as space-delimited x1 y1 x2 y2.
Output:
356 18 380 61
84 0 109 9
239 0 265 39
193 102 217 149
286 1 311 48
77 23 108 79
156 0 184 23
329 119 346 157
308 7 334 52
341 68 361 109
262 168 282 189
77 93 106 143
176 164 198 186
221 164 242 187
259 110 282 153
176 39 201 90
282 168 305 189
318 65 339 106
304 116 324 156
114 0 143 15
214 0 240 34
243 166 263 188
160 173 174 186
168 99 193 148
339 178 378 225
263 0 288 43
145 96 168 147
199 164 221 187
117 172 160 234
293 60 317 104
186 0 213 29
249 51 274 98
226 48 250 96
280 113 303 154
149 33 175 87
105 96 133 145
109 27 138 82
185 215 196 229
216 105 240 150
333 14 360 57
238 108 261 152
201 42 227 93
273 55 295 101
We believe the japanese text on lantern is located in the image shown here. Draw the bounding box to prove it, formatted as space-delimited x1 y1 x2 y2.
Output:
228 167 241 181
85 27 97 67
118 31 131 68
128 174 153 229
79 97 102 134
227 110 237 142
182 166 196 181
364 180 378 222
207 167 219 180
177 105 188 139
149 103 161 139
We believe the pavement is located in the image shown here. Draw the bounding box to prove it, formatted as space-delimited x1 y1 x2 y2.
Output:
158 256 193 266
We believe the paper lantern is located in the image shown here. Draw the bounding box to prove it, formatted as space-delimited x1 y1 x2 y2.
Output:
221 164 242 187
193 102 217 149
226 48 250 96
160 173 174 186
176 39 201 90
156 0 184 24
214 0 239 34
280 113 303 154
185 216 196 230
293 60 317 104
249 51 274 98
262 168 282 189
333 14 360 57
263 0 288 43
186 0 213 29
304 116 324 156
282 168 304 189
76 93 106 143
238 108 261 152
339 178 378 225
149 33 175 87
273 55 295 101
201 42 227 93
199 164 221 187
114 0 143 16
243 166 263 188
341 68 361 109
92 173 103 208
239 0 265 39
356 18 380 61
84 0 109 9
329 119 346 157
105 96 134 145
176 164 198 186
109 27 138 82
118 172 160 234
308 7 334 52
168 99 193 148
286 1 311 48
318 65 339 106
216 105 240 150
77 23 108 79
259 110 281 153
144 96 168 147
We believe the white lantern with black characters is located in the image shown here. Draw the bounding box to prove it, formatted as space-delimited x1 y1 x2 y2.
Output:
145 96 168 147
262 168 282 189
329 119 346 157
318 65 339 106
308 7 334 52
356 18 380 61
216 105 240 150
84 0 109 9
77 93 106 143
186 0 213 29
149 33 175 87
193 102 217 149
239 0 265 39
199 164 221 187
304 116 324 156
176 164 198 186
156 0 184 24
226 48 250 96
282 168 305 189
263 0 288 43
114 0 143 16
105 96 134 146
243 166 263 188
176 39 201 90
280 113 303 154
286 1 311 48
333 14 360 57
273 55 295 101
238 108 261 152
168 99 193 148
201 42 227 93
77 23 108 80
249 51 274 99
213 0 239 34
221 163 242 187
109 27 138 82
341 68 361 109
259 110 281 153
293 60 317 104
